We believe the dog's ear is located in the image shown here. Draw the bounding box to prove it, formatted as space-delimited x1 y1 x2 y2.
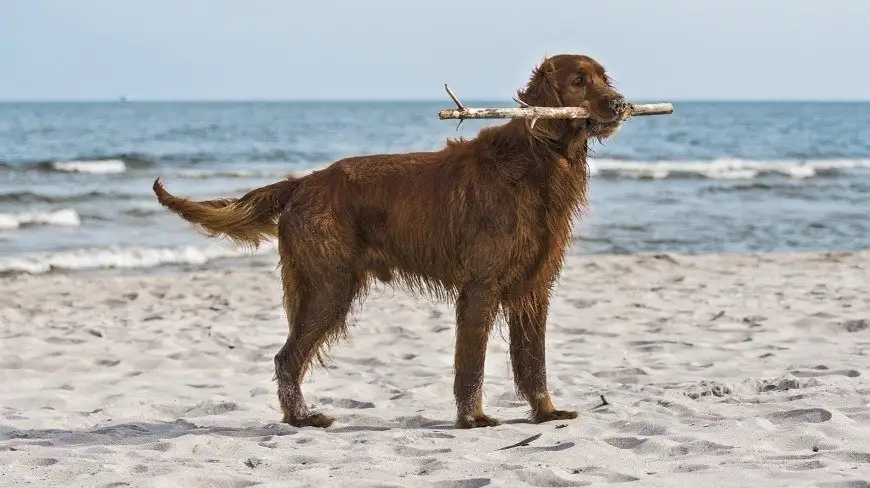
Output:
516 57 562 107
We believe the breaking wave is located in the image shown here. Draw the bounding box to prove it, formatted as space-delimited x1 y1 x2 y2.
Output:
50 159 127 174
0 242 277 275
170 165 321 179
0 190 135 204
588 158 870 180
0 154 155 174
162 158 870 182
0 208 81 229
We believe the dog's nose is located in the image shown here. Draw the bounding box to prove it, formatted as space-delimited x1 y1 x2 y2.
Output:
607 96 630 114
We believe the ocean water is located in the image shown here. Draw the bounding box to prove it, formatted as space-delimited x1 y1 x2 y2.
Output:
1 101 869 275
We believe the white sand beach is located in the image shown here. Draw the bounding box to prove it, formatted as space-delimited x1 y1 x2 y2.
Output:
1 250 868 487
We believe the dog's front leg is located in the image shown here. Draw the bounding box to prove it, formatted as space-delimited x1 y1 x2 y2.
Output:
453 283 500 428
506 289 578 424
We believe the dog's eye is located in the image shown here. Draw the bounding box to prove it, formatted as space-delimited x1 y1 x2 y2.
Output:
572 73 585 86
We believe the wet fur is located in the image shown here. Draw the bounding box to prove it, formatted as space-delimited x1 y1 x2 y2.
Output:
153 54 628 428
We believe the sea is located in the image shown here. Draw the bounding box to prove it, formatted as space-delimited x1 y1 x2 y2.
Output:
1 101 869 275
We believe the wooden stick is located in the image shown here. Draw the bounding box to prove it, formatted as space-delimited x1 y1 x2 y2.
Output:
439 103 673 120
439 84 673 121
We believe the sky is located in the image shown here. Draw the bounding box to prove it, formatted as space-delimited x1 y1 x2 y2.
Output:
1 0 868 101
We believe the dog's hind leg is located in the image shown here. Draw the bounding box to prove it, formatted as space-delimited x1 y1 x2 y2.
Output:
505 287 578 424
453 282 501 429
273 262 362 428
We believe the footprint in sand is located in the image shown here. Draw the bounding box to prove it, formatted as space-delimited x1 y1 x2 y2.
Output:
817 482 870 488
667 440 733 456
764 408 833 424
671 464 709 473
187 383 223 389
827 451 870 464
183 400 239 416
790 369 861 378
29 457 59 467
566 298 598 309
574 466 641 483
757 377 822 393
511 467 589 487
592 368 650 385
318 397 375 409
428 478 492 488
840 319 868 332
395 445 452 457
610 419 668 436
683 380 734 399
603 436 646 449
148 441 173 452
788 460 826 470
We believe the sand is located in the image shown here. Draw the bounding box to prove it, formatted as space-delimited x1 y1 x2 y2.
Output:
1 250 868 487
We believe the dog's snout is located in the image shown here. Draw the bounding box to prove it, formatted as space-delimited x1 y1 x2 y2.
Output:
607 96 629 114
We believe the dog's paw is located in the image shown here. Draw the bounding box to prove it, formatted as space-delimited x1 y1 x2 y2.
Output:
533 409 578 424
456 414 501 429
284 412 335 428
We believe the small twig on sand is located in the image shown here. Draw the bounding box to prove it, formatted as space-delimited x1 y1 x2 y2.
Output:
592 395 609 410
711 310 726 321
496 433 542 450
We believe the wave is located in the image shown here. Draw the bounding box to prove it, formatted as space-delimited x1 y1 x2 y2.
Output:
170 166 321 179
0 208 81 229
50 159 127 174
172 168 290 179
0 190 136 204
588 158 870 180
0 242 277 275
172 158 870 182
158 148 333 164
0 154 155 174
4 154 870 182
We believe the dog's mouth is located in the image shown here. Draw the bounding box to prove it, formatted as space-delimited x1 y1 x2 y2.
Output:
577 101 631 139
582 118 624 139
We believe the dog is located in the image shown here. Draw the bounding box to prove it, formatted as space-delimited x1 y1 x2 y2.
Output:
152 53 630 428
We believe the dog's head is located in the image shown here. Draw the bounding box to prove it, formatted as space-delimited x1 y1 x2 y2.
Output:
518 54 629 140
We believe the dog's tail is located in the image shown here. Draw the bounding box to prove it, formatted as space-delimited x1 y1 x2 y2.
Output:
152 177 297 249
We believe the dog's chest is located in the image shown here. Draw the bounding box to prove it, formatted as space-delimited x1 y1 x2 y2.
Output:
545 157 588 213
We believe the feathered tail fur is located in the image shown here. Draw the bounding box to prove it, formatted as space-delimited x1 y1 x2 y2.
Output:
152 177 297 249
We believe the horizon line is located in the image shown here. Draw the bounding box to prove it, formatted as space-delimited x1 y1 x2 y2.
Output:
2 98 870 104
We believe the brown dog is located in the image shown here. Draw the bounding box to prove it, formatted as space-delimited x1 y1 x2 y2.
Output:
153 54 629 428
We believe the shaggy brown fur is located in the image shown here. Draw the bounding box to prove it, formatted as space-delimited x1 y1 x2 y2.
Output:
153 53 629 429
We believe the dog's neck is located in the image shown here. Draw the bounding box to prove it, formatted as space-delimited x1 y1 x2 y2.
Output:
497 119 590 165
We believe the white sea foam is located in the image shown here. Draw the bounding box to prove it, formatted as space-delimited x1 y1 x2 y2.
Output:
0 208 81 229
0 242 277 275
173 159 870 182
51 159 127 174
173 166 321 179
175 169 264 179
587 158 870 180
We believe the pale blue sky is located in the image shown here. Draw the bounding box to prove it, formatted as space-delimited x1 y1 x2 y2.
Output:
2 0 868 101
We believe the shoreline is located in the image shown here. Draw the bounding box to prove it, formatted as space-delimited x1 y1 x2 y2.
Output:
2 245 868 280
1 250 868 486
